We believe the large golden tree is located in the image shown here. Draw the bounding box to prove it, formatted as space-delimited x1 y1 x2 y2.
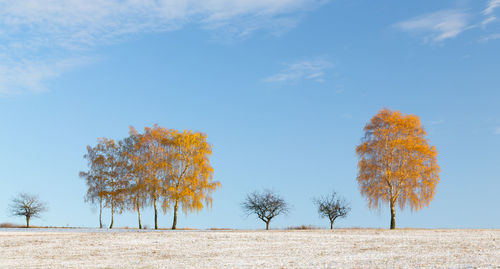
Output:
134 125 220 230
166 130 219 230
356 108 440 229
136 125 172 230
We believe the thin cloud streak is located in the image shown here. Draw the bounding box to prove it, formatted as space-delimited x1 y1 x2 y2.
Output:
484 0 500 15
481 16 497 27
479 33 500 42
263 59 333 83
0 57 93 95
394 9 470 43
430 120 445 125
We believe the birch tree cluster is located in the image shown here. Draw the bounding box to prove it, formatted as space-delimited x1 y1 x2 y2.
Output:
80 125 220 230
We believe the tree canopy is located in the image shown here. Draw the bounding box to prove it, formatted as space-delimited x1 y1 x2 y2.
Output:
314 191 350 229
241 190 290 230
9 193 48 228
356 108 440 229
80 125 220 229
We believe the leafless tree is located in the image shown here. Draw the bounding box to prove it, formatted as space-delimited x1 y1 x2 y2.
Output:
314 191 350 229
241 190 290 230
9 193 48 228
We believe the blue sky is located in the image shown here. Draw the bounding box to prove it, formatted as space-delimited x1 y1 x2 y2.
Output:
0 0 499 229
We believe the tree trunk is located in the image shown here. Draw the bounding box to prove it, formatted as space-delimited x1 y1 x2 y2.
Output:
26 216 30 228
109 205 114 229
265 220 270 230
137 202 142 229
99 199 103 229
154 198 158 230
172 200 179 230
330 217 337 230
390 200 396 230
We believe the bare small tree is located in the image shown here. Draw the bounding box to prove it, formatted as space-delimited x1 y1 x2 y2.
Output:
241 190 290 230
314 192 350 229
9 193 48 228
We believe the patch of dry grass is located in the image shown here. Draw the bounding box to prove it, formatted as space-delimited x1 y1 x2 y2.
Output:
286 224 320 230
0 223 24 228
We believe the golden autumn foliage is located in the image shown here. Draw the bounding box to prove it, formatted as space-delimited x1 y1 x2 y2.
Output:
134 125 220 229
80 125 220 230
164 129 219 230
133 125 172 230
356 108 440 229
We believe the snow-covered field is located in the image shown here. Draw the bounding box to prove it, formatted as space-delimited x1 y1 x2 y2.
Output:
0 228 498 268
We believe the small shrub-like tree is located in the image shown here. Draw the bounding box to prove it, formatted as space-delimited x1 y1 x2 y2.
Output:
314 192 350 229
9 193 48 228
241 190 289 230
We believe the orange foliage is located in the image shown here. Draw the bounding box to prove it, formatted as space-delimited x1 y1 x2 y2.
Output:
356 109 440 228
81 125 220 229
132 125 220 229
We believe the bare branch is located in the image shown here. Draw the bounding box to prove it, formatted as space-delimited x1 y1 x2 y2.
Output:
313 191 350 229
9 193 48 228
241 190 290 230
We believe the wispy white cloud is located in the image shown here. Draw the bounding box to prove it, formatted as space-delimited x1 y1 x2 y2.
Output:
0 0 325 49
430 119 445 125
479 33 500 42
263 59 333 83
340 113 352 119
0 0 327 94
478 1 500 42
484 0 500 15
481 16 497 27
495 127 500 135
394 9 470 43
0 57 92 95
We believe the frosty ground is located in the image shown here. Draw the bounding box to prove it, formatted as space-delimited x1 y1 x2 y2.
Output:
0 228 498 268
